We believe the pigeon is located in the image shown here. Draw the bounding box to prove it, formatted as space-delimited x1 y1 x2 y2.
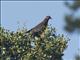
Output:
26 16 52 37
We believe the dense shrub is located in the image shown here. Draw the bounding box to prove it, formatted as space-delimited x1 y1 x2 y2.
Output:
0 27 69 60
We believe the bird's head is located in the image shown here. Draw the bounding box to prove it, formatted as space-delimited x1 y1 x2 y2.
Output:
45 16 52 20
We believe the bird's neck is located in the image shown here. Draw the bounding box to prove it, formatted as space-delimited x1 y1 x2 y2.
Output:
43 18 49 24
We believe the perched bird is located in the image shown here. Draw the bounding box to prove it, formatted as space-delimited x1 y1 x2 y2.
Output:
26 16 52 37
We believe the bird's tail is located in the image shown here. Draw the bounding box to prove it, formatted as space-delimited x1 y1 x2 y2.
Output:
26 29 32 33
26 30 30 33
23 30 31 37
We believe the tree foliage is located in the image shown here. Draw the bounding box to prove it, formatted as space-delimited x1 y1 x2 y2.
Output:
0 26 69 60
64 0 80 32
75 54 80 60
65 0 80 11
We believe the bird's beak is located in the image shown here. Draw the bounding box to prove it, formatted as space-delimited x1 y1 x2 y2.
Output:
50 17 52 19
